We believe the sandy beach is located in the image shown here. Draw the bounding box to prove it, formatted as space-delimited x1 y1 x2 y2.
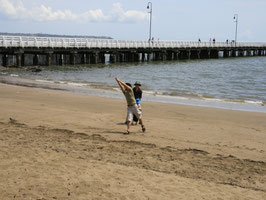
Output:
0 83 266 199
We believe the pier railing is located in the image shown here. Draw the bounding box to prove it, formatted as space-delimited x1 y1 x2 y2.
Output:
1 35 266 49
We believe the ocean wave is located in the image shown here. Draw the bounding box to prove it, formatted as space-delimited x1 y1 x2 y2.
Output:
145 90 215 99
35 79 54 83
141 89 265 107
66 82 88 87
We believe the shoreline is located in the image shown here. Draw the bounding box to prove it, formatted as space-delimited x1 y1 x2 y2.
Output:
1 74 266 114
1 83 266 199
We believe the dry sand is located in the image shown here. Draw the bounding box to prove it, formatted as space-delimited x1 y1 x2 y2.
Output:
0 83 266 199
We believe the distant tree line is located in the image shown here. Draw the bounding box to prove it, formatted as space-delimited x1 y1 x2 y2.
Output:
0 32 113 39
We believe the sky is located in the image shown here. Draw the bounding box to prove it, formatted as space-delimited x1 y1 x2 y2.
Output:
0 0 265 42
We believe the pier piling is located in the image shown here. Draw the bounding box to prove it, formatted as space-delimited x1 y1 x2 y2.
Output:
33 54 39 66
16 53 22 67
46 53 52 66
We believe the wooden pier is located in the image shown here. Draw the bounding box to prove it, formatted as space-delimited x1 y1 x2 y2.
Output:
0 35 266 67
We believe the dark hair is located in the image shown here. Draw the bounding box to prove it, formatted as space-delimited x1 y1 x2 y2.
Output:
126 83 132 87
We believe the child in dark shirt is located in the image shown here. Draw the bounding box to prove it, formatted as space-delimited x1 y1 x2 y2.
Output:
133 81 142 124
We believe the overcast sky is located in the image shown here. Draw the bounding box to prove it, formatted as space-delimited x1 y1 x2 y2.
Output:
0 0 265 42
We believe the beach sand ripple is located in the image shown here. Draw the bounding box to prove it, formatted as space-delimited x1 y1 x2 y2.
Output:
0 121 265 199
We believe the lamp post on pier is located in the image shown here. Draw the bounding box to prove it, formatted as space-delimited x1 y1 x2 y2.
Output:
147 2 152 43
233 14 238 47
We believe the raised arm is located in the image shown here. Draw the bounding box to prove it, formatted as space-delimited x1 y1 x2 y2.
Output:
115 77 131 91
115 77 125 92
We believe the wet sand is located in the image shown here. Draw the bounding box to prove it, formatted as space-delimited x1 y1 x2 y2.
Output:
0 83 266 199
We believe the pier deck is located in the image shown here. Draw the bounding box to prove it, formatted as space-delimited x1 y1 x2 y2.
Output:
1 35 266 67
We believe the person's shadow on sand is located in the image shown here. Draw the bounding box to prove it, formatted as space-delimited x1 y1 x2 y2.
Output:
117 122 126 126
103 130 127 135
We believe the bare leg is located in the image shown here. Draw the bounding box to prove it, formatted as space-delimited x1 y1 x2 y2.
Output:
139 118 143 126
127 121 132 133
139 118 146 132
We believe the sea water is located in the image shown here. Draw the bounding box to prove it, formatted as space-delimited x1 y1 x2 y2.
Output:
1 57 266 113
